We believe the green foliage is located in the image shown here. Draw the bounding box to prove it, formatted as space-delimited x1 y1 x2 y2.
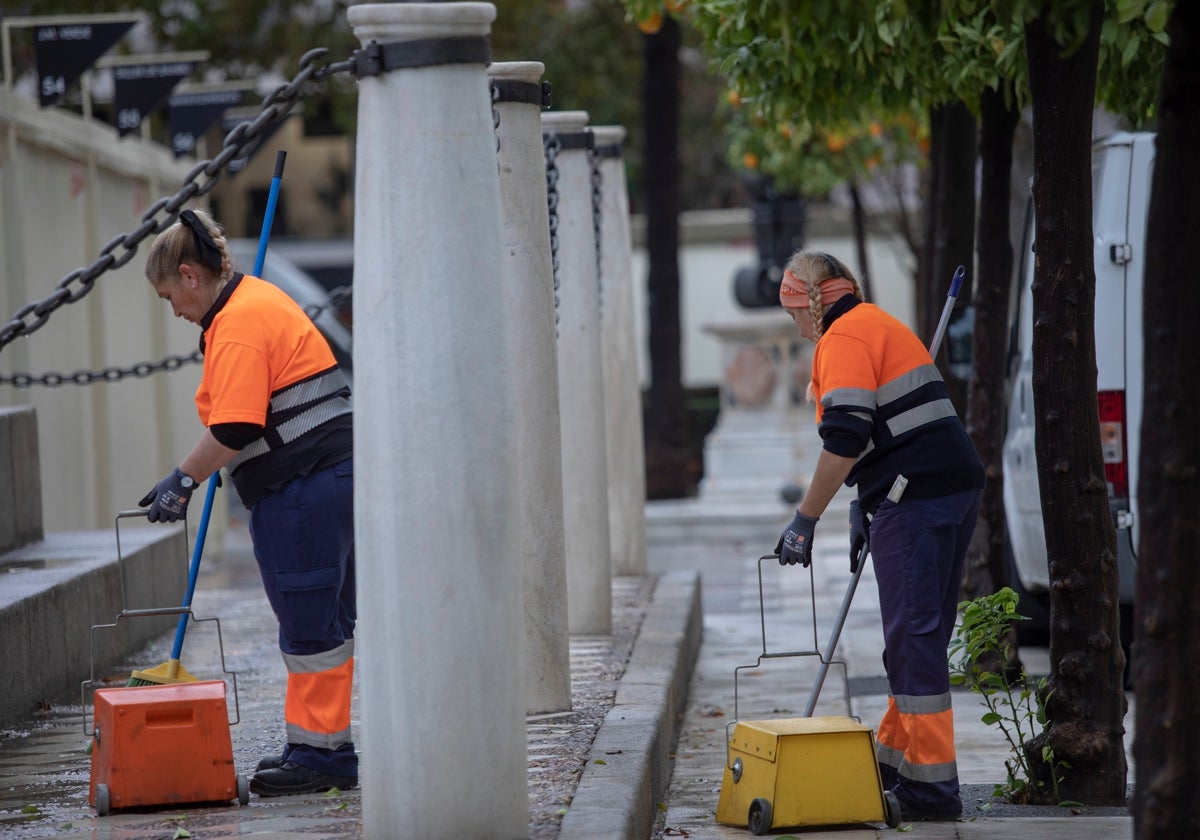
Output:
1096 0 1172 128
618 0 1169 198
949 587 1069 804
495 0 740 211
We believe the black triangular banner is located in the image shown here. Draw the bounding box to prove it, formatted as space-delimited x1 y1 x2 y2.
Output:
167 89 245 158
34 20 136 107
113 59 198 136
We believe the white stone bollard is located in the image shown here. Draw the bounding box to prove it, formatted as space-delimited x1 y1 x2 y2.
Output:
349 5 526 838
591 125 648 577
543 110 611 635
489 61 571 714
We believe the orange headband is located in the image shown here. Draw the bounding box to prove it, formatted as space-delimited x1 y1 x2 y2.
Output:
779 268 856 309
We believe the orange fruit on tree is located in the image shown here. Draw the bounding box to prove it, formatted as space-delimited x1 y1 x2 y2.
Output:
637 11 664 34
742 152 760 170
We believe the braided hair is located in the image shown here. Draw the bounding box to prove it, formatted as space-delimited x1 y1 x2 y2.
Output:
145 208 234 288
782 250 864 340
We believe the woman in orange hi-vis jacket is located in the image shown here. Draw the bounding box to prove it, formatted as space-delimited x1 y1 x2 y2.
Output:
775 250 984 822
138 209 356 797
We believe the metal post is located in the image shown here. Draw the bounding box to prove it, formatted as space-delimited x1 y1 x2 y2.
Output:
543 109 611 635
592 125 648 576
489 60 571 715
349 4 526 837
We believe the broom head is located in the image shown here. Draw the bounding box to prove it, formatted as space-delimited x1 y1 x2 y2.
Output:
127 658 200 687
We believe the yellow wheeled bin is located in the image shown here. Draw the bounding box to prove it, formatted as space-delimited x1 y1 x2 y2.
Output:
716 716 899 833
715 554 901 834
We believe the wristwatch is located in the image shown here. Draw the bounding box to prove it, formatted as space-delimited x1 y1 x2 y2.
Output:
177 470 196 490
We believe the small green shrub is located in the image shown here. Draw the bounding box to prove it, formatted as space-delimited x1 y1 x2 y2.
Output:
949 587 1068 803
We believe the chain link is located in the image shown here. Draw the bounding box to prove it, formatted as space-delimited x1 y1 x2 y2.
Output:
1 282 355 388
489 79 502 154
543 132 562 337
0 351 203 388
0 48 354 356
589 147 604 323
303 284 353 321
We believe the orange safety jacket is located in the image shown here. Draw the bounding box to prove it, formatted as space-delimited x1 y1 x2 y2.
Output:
811 298 983 512
197 274 352 507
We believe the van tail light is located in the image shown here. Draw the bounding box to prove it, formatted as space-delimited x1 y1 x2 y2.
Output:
1098 389 1128 500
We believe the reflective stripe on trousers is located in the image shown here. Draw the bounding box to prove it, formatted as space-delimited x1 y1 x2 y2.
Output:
250 458 357 776
285 641 355 749
870 487 982 811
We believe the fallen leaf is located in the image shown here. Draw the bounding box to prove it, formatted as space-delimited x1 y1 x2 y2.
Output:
172 829 192 839
593 758 607 765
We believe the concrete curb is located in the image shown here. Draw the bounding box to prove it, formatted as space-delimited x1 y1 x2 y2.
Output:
558 569 703 840
0 527 186 727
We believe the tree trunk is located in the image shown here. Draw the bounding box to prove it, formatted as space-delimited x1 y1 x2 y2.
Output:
1132 4 1200 836
641 15 691 499
919 101 976 416
1024 2 1127 806
961 84 1019 609
849 180 873 302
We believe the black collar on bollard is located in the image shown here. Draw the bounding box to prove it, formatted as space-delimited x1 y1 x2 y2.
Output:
544 130 593 151
491 79 553 109
593 142 622 159
352 36 491 78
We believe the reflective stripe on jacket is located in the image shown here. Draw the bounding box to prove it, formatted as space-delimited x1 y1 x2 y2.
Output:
811 299 983 511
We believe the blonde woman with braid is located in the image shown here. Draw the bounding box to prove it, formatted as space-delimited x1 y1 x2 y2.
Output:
138 209 357 797
775 250 983 822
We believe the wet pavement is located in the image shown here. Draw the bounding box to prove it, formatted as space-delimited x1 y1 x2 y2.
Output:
0 511 652 839
644 493 1136 839
0 418 1140 839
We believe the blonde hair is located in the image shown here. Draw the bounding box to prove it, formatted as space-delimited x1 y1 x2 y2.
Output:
781 250 863 340
145 208 233 288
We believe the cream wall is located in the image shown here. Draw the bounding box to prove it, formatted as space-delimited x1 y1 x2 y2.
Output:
629 207 917 389
1 86 216 535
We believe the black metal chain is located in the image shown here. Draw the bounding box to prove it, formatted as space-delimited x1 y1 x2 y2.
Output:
303 284 353 321
0 351 203 388
1 282 356 388
0 48 353 357
543 132 562 335
589 147 604 323
489 79 502 154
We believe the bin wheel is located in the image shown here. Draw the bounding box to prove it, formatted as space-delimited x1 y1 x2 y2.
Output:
883 790 901 828
237 774 250 806
94 783 110 817
748 797 772 835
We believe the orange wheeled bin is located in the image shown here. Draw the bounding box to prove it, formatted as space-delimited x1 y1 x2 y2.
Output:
89 680 249 815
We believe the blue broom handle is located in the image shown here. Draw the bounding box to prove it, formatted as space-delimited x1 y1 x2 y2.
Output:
169 149 288 661
254 151 287 276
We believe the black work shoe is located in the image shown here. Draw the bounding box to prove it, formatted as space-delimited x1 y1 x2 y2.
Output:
899 802 962 822
249 761 358 797
256 752 286 772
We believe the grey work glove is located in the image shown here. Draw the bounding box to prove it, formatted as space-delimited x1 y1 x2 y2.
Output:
849 499 870 573
139 467 196 523
776 510 819 567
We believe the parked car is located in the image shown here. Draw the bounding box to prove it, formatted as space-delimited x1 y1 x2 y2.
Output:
1002 131 1152 665
227 239 353 375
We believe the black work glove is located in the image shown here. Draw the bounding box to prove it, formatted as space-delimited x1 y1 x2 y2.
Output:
849 499 870 573
775 510 819 567
139 467 196 523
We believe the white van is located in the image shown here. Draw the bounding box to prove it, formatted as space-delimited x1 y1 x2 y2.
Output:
1002 131 1152 653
